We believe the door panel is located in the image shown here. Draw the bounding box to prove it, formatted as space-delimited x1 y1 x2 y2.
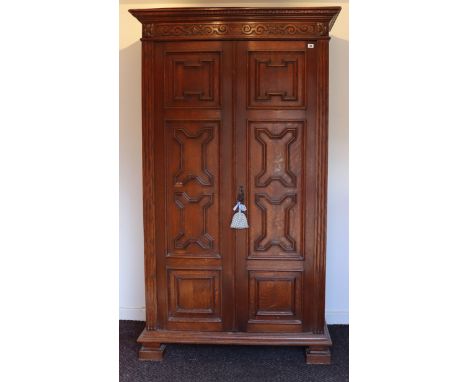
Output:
166 268 222 331
236 41 316 332
166 120 220 258
155 41 235 331
247 50 306 109
164 51 221 108
248 120 304 261
247 270 303 333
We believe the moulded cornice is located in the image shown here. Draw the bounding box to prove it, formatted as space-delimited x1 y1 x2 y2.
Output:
129 7 341 40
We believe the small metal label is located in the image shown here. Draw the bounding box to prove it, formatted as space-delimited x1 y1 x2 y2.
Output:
307 43 315 48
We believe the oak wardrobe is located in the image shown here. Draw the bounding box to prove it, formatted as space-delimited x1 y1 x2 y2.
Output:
129 7 341 365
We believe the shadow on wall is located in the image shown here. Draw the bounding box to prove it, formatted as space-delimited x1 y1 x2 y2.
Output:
324 36 349 324
329 36 349 119
119 41 145 313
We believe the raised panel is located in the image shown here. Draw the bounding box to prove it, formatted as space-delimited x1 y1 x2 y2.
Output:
248 121 304 260
254 127 298 188
257 278 295 315
164 52 221 108
168 269 221 323
248 51 305 108
173 192 214 250
176 276 214 313
166 120 220 258
173 126 214 186
254 193 297 252
248 271 303 331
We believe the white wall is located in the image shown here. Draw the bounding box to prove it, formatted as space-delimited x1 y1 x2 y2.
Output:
119 0 349 324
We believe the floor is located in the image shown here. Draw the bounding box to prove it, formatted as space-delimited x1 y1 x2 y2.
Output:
120 321 349 382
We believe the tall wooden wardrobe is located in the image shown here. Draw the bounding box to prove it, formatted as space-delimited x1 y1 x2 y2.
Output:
129 7 341 364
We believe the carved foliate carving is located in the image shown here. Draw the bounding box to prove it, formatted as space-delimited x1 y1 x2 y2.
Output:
156 24 228 36
141 22 329 40
241 23 327 36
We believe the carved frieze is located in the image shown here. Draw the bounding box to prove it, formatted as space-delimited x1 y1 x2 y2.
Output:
141 22 328 40
241 23 327 36
156 23 228 37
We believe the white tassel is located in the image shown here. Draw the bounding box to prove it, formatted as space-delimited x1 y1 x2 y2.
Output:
230 202 249 229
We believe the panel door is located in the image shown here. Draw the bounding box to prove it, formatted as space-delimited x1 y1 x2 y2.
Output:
152 41 235 331
235 41 320 333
